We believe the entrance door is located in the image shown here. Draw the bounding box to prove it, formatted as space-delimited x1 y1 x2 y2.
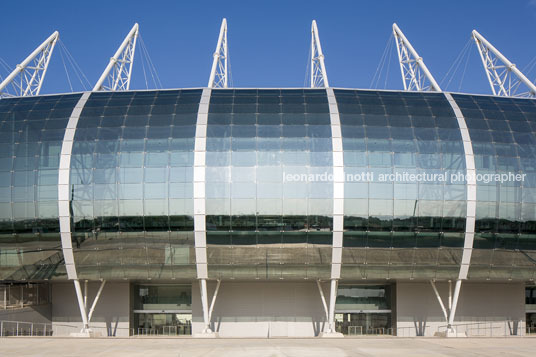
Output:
335 312 391 335
134 313 192 335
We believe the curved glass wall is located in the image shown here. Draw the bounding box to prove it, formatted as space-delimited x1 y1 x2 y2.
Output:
453 94 536 280
205 89 333 279
335 90 467 280
70 90 201 279
0 89 535 282
0 94 81 280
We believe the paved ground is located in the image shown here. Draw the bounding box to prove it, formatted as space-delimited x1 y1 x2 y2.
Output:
2 337 536 357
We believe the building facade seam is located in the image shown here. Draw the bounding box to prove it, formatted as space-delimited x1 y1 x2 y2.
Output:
194 88 212 279
57 91 91 280
326 88 344 279
444 92 477 280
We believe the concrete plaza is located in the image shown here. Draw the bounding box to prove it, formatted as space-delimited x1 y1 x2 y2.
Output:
1 337 536 357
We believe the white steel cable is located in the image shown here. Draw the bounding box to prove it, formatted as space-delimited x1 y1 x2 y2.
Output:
59 45 73 92
371 33 393 89
441 38 472 91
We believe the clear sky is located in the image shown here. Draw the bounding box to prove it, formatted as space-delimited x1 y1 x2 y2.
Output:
1 0 536 96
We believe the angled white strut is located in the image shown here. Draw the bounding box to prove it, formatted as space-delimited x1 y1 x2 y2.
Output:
393 23 441 92
208 18 228 88
310 20 329 88
472 29 536 98
0 31 59 97
93 23 139 91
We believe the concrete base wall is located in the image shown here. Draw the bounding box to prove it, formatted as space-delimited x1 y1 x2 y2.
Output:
192 281 327 337
396 282 526 337
51 282 130 337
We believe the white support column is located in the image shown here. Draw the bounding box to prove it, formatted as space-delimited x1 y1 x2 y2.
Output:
71 280 107 336
208 19 228 88
207 280 221 323
73 280 89 331
430 281 449 323
57 92 95 337
316 280 329 323
444 92 476 337
199 279 211 333
0 31 59 97
93 23 139 92
193 88 217 337
448 279 463 327
87 280 106 324
448 280 452 311
392 23 441 92
83 280 88 310
472 30 536 97
310 20 329 88
320 88 344 338
328 279 338 333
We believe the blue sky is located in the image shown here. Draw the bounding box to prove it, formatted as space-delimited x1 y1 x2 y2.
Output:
1 0 536 95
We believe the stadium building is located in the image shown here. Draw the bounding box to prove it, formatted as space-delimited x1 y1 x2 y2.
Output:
0 19 535 338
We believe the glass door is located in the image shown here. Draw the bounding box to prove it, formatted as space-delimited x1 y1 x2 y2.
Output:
335 312 391 335
134 313 192 335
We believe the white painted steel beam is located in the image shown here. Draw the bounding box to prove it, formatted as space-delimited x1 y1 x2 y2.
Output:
58 92 92 333
0 31 59 97
448 279 462 326
316 280 330 323
58 92 91 281
430 280 449 323
87 280 106 324
443 92 477 334
472 30 536 97
311 20 329 88
328 279 338 333
93 23 139 91
199 279 211 333
73 280 89 330
393 23 441 92
208 19 228 88
325 87 344 336
207 280 221 323
193 88 212 335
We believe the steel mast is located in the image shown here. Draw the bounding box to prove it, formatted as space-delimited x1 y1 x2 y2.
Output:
472 30 536 97
393 23 441 92
208 18 228 88
0 31 59 98
310 20 329 88
93 23 139 91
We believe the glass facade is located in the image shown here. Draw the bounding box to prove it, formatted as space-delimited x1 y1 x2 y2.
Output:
205 89 333 279
336 90 466 280
0 94 81 280
0 88 534 282
453 95 536 280
69 90 201 280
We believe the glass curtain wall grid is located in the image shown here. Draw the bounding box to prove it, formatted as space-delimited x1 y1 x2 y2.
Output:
0 89 535 282
0 94 81 280
334 90 467 280
452 94 536 280
68 90 202 280
205 89 333 280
